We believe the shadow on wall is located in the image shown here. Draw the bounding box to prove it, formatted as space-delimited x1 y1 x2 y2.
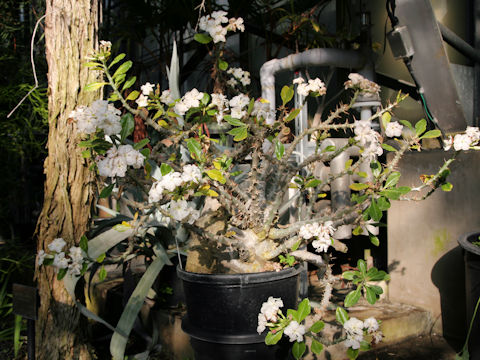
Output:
431 245 466 351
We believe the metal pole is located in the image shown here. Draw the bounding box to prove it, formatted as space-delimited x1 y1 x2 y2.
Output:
27 319 35 360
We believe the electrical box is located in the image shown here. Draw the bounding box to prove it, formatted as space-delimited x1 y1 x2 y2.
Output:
388 26 415 59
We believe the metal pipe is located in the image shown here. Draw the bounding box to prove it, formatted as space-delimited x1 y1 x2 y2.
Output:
438 22 480 64
260 48 365 117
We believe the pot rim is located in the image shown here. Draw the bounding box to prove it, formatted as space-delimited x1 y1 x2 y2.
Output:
177 263 303 285
458 231 480 255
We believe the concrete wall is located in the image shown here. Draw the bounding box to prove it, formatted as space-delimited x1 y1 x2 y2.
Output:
387 149 480 349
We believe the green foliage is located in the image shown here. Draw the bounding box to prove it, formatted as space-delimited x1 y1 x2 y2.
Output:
342 261 390 307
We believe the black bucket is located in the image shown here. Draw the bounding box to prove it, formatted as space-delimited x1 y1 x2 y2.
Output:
458 232 480 360
177 265 302 359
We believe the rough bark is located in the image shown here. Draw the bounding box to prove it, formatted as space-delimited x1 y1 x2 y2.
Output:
34 0 100 359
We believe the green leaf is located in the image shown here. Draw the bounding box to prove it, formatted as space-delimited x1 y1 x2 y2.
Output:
57 268 67 280
122 76 137 91
309 320 325 333
110 245 171 360
357 259 367 275
297 298 311 322
84 82 108 92
201 92 211 106
381 186 410 200
98 265 107 281
112 60 132 80
441 182 453 192
126 90 140 101
323 145 336 152
133 138 149 150
368 198 382 222
368 270 389 281
275 140 285 160
247 98 255 116
224 115 245 126
228 126 248 141
370 160 381 178
335 307 349 325
382 143 397 152
287 308 299 322
281 85 294 106
384 172 401 189
370 235 380 246
285 108 301 123
194 33 213 44
377 196 391 211
84 61 101 68
265 330 283 345
415 119 427 136
109 53 126 69
352 226 363 236
369 285 384 295
345 159 353 170
187 138 202 160
311 339 324 355
79 235 88 252
365 285 378 304
399 119 414 132
344 287 361 307
360 340 371 351
381 111 391 128
342 271 357 281
420 129 441 139
120 113 135 141
357 171 367 178
160 163 173 176
81 149 91 158
206 169 226 184
100 183 115 198
96 253 106 263
350 183 369 191
347 347 359 360
292 341 306 360
87 227 135 260
305 179 321 188
218 59 228 71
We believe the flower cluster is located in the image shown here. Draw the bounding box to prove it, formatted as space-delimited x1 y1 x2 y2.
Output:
298 221 336 253
198 11 244 43
284 320 306 342
257 296 284 334
174 88 205 116
226 67 251 88
148 164 203 203
166 199 201 224
344 73 381 96
37 238 87 276
293 77 327 97
354 120 383 159
444 126 480 151
70 99 122 135
97 144 145 178
343 317 383 349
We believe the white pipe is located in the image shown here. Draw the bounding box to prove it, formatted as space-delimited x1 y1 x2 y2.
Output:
260 48 365 117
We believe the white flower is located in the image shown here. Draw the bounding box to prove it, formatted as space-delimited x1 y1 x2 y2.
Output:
69 246 84 263
284 321 306 342
182 164 202 183
229 94 250 109
466 126 480 143
111 156 128 177
168 200 200 224
293 77 305 85
99 40 112 51
345 73 380 96
48 238 66 253
227 17 245 32
37 250 47 266
299 221 335 253
371 331 384 344
260 296 284 322
453 133 471 151
174 89 204 115
97 157 114 178
385 121 403 138
344 337 361 349
363 317 379 333
296 78 326 97
344 317 364 336
68 261 83 276
53 252 69 269
231 107 246 119
160 89 174 105
136 94 149 108
443 135 453 151
227 67 250 87
257 313 267 334
252 100 275 123
141 82 155 96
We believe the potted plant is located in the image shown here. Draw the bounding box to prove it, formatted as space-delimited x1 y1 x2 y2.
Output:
36 12 480 360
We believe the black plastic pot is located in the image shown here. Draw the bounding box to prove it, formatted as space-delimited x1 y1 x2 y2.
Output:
458 231 480 360
177 265 302 359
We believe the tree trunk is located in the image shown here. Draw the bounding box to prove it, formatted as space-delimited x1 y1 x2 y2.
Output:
35 0 100 358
